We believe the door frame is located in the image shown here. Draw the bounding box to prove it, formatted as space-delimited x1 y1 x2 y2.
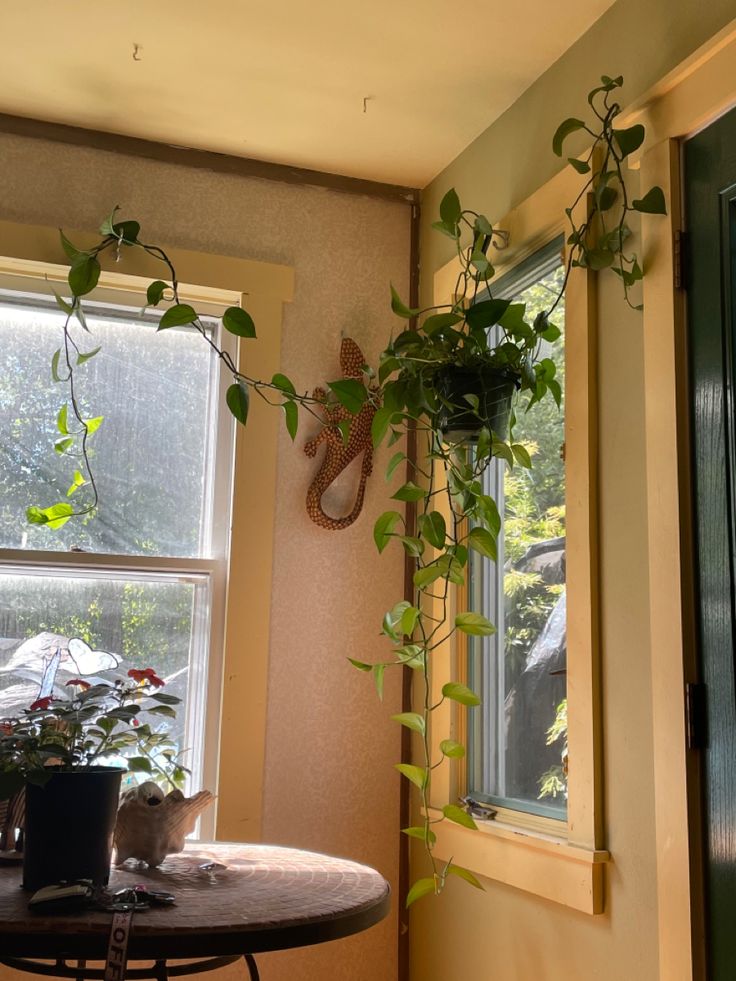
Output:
680 109 736 980
637 22 736 981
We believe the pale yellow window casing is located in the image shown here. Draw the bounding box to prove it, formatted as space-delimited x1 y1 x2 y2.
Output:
0 218 294 843
424 165 607 915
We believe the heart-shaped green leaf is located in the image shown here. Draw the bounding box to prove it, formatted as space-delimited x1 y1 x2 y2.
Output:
632 186 667 215
443 804 478 830
159 304 197 330
552 117 586 156
391 712 425 734
374 510 402 553
442 681 481 706
223 306 256 338
455 612 496 636
226 381 250 425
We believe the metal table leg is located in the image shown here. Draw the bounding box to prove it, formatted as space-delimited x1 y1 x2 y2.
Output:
152 961 168 981
243 955 260 981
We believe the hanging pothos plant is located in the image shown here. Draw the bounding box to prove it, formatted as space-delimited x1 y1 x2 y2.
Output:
25 76 665 904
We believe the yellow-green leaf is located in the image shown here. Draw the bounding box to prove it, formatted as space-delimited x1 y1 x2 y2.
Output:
374 510 402 553
372 663 386 700
442 804 478 830
455 612 496 636
402 826 437 846
413 563 444 589
66 470 86 497
391 712 425 734
405 877 437 907
394 763 427 789
442 681 481 707
446 863 484 890
467 527 497 561
399 605 420 636
440 739 465 759
392 481 426 503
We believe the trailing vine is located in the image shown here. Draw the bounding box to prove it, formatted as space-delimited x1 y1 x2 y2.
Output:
553 74 667 310
26 212 339 529
24 75 665 904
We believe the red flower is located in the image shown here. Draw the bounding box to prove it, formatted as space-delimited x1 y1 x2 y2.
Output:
65 678 91 690
29 697 54 711
127 668 165 688
132 718 140 728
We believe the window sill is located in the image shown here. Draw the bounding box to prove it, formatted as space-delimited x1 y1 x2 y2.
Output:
428 807 610 914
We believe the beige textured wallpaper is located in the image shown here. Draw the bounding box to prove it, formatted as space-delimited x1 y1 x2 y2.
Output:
0 133 411 981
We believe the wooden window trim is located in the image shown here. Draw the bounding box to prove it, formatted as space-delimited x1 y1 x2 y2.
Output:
425 165 606 914
0 218 294 843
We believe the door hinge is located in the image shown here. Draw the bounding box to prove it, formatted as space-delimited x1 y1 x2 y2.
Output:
674 229 688 290
685 682 707 750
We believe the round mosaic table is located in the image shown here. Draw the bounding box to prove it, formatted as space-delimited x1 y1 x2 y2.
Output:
0 842 391 981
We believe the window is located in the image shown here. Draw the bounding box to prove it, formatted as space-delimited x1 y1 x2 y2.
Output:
0 282 235 813
467 238 567 820
428 177 603 912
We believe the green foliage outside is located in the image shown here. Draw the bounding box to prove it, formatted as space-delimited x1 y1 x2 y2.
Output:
0 305 203 742
539 697 568 800
0 306 211 555
504 268 566 689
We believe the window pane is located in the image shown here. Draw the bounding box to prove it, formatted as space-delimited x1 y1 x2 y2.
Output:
0 570 210 792
0 295 216 556
469 249 567 818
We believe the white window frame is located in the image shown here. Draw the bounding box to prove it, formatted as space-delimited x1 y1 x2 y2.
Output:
0 263 240 840
466 237 568 823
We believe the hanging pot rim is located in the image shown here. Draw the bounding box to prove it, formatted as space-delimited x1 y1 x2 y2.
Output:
434 362 517 443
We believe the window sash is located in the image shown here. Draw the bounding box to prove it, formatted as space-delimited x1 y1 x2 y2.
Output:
466 236 567 820
0 275 238 838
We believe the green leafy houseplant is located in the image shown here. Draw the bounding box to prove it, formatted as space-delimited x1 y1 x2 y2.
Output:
0 667 183 800
18 76 665 903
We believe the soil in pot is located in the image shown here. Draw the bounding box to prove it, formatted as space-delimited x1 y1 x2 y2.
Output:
435 365 516 443
23 766 124 890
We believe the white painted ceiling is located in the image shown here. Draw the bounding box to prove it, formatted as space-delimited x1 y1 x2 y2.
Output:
0 1 614 187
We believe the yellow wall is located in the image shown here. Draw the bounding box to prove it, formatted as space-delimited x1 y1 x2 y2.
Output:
0 133 411 981
413 1 736 979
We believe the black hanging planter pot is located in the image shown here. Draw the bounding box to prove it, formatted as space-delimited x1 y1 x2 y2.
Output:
435 365 517 443
22 766 124 891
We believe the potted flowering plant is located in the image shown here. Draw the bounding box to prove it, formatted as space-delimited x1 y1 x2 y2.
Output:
0 664 183 890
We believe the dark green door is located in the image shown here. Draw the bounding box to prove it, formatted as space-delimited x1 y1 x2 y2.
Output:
686 104 736 978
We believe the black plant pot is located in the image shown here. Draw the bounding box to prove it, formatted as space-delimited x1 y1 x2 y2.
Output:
435 365 517 443
23 767 124 891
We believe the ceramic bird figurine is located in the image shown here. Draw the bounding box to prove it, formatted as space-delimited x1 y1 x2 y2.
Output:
114 782 215 868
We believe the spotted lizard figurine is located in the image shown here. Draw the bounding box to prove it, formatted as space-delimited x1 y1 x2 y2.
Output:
304 338 379 530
